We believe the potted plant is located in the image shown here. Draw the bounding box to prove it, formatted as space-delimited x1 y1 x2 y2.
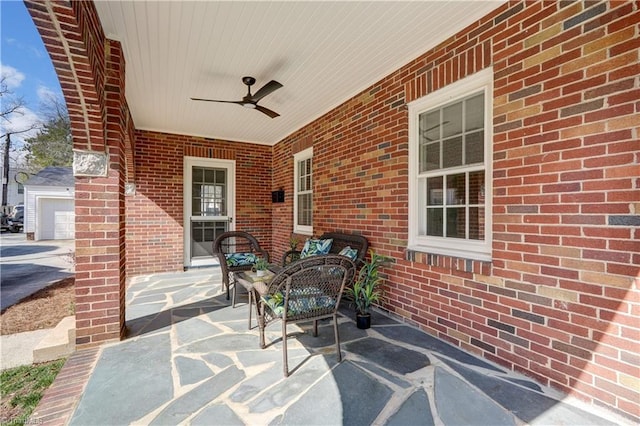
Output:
346 250 391 329
253 257 269 277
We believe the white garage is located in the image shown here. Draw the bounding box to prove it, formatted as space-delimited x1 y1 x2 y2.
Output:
24 167 75 241
38 198 75 240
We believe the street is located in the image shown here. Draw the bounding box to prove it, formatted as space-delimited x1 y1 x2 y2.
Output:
0 232 74 311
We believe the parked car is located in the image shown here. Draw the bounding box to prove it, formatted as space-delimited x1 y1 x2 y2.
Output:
0 212 8 232
7 205 23 233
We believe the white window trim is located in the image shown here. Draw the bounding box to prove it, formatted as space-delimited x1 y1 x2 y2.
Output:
408 67 493 262
293 147 313 235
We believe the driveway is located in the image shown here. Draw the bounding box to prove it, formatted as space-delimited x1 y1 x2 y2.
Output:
0 232 75 311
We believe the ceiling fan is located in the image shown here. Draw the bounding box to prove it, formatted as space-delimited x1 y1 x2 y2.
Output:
191 76 283 118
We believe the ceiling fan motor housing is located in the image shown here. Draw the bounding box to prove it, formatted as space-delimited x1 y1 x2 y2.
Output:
242 76 256 87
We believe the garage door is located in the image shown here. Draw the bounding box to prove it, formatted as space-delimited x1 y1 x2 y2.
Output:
39 198 75 240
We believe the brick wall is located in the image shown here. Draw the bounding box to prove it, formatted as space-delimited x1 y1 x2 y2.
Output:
127 131 273 275
272 1 639 421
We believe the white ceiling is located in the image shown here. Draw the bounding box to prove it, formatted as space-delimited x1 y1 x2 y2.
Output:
95 1 504 146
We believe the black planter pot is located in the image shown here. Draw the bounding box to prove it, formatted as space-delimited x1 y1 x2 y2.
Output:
356 313 371 329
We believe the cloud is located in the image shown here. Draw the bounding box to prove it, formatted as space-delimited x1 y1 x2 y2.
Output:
1 64 40 138
0 105 41 138
5 38 44 59
0 64 26 89
37 85 58 103
1 64 44 138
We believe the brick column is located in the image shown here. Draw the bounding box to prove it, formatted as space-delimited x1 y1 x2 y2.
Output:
26 0 127 347
74 39 127 346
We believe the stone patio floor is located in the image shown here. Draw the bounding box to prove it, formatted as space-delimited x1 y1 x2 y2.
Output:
29 268 628 425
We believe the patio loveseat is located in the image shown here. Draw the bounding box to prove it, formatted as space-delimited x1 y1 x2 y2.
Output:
281 232 369 267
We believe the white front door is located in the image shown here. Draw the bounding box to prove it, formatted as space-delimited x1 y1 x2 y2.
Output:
184 157 235 267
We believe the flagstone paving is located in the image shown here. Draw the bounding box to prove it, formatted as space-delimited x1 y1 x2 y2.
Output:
36 268 627 425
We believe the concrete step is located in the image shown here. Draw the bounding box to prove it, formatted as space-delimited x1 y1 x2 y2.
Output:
33 316 76 363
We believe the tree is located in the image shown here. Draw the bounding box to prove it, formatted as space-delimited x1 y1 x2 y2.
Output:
1 77 25 121
1 76 39 206
22 94 72 173
0 76 39 141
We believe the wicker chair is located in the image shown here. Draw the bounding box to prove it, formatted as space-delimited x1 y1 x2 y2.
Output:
213 231 269 301
257 255 356 377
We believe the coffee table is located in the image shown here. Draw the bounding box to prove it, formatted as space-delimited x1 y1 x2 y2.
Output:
235 269 275 329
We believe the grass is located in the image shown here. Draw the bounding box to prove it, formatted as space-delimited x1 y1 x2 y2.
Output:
1 359 65 425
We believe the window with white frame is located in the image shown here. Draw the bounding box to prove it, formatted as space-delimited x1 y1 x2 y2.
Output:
408 68 492 261
294 147 313 235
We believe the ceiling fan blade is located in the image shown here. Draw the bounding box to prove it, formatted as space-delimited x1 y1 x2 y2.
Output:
190 97 241 105
250 80 283 102
255 105 280 118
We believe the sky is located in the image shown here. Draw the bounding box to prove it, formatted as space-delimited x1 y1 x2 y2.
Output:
1 0 63 163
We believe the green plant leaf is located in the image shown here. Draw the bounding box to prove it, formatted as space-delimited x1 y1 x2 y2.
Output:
349 249 391 314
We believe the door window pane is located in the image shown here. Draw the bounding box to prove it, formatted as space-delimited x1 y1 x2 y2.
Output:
191 221 227 257
192 166 226 216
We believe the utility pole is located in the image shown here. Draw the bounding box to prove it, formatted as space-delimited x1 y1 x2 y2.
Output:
2 133 10 208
